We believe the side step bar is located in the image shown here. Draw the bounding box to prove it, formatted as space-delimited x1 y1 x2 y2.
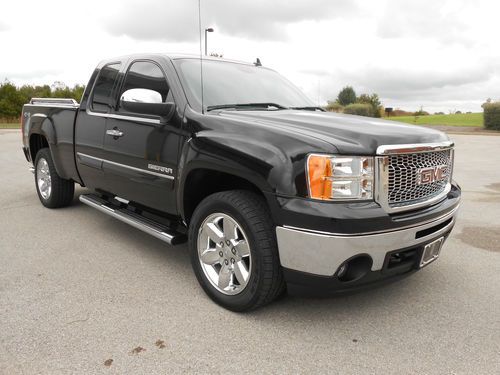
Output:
79 194 186 245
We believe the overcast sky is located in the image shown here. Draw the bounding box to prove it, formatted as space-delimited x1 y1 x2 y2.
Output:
1 0 499 112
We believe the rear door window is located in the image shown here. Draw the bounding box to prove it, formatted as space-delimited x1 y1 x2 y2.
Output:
91 63 121 113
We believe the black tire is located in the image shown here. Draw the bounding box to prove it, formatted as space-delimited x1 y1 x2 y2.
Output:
34 148 74 208
189 190 285 312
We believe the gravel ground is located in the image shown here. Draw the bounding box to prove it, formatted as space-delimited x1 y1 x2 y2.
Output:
0 129 499 374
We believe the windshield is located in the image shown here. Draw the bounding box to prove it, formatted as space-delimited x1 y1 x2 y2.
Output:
173 58 314 112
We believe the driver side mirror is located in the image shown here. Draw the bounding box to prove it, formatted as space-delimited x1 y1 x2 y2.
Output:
120 88 175 123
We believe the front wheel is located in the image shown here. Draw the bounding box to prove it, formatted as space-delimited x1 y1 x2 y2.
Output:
34 148 74 208
189 190 285 311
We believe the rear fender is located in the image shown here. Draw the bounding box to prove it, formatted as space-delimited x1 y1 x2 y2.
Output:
28 115 65 178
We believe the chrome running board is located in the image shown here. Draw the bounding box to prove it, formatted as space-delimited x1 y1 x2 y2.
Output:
79 194 186 245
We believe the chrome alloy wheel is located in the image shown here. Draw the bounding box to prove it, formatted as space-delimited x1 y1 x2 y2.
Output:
197 213 252 295
36 158 52 200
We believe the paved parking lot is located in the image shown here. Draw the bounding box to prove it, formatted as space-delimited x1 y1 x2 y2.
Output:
1 129 499 374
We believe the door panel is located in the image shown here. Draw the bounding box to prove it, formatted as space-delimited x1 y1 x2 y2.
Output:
102 117 181 213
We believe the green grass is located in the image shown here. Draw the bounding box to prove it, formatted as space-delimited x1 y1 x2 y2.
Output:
384 112 483 127
0 123 20 129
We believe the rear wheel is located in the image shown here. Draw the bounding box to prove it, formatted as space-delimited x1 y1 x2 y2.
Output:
189 190 285 311
34 148 74 208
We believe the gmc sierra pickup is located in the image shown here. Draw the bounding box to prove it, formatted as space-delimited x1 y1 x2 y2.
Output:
21 54 461 311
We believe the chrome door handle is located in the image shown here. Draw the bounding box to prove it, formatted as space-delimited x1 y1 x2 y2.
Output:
106 129 124 137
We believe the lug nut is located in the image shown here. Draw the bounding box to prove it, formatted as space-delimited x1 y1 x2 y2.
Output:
231 248 236 254
220 241 224 247
219 251 223 257
231 258 235 264
224 259 229 265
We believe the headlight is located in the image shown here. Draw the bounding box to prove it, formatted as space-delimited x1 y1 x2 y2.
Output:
306 154 374 200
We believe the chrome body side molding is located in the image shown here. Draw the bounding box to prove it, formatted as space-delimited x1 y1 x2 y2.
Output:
76 152 174 180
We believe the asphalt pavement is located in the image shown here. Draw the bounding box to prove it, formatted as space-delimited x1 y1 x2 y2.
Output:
0 129 499 374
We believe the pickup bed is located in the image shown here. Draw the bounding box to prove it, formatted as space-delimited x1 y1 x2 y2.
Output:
21 54 461 311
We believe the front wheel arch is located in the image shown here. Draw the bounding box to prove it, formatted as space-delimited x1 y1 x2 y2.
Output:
181 168 268 225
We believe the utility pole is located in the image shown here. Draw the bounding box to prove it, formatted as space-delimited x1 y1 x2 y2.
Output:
204 27 214 55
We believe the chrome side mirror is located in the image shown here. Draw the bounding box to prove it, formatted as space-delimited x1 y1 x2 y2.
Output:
121 88 162 104
120 88 175 122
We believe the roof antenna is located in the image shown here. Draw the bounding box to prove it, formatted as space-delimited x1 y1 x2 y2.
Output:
198 0 205 114
254 58 262 67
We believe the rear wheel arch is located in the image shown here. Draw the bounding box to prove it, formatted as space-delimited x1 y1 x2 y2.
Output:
29 133 49 162
29 126 67 179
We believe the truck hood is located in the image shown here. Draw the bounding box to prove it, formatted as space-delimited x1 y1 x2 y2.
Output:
217 110 449 155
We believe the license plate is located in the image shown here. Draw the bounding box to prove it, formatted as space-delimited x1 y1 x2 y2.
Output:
420 237 444 268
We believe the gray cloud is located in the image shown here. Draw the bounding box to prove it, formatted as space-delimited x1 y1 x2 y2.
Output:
1 68 60 82
376 0 474 46
342 66 495 97
298 68 332 76
311 58 500 112
103 0 358 42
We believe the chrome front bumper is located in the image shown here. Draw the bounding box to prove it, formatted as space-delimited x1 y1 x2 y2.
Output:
275 205 459 276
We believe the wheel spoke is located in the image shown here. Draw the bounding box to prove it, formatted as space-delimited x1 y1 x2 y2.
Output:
200 249 220 265
233 261 249 283
205 222 224 243
223 218 237 240
234 240 250 258
218 264 232 290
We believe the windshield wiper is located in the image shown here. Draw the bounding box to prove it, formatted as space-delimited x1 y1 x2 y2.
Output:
289 106 326 112
206 103 289 112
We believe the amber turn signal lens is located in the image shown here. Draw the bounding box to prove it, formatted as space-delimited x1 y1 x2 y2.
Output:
307 155 332 200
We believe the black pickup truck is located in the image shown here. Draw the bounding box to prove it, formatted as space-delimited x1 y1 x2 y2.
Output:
21 54 461 311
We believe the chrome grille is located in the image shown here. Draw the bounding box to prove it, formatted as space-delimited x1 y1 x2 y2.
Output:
387 149 452 207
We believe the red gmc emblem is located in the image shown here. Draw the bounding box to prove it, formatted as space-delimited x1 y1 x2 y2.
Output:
417 165 447 185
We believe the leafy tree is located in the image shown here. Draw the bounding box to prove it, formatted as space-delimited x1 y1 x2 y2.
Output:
0 81 24 118
336 86 357 106
357 93 382 117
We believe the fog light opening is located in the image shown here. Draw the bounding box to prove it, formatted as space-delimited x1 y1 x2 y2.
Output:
336 255 373 283
337 263 348 278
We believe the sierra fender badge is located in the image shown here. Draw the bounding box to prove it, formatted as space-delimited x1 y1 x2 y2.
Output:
148 163 173 175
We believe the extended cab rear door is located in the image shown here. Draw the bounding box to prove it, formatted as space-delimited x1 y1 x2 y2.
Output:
75 62 122 190
100 59 183 215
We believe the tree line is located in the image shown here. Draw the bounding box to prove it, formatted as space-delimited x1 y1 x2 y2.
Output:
326 86 383 117
0 81 84 121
